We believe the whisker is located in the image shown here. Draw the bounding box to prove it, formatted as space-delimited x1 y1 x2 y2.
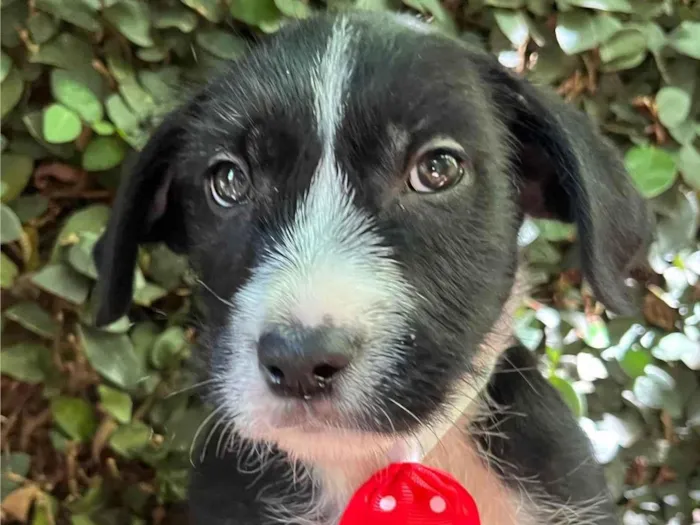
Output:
189 404 227 467
165 378 217 399
196 278 236 308
201 411 230 463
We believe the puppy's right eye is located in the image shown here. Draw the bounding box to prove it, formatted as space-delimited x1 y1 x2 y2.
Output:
207 160 251 207
409 149 466 193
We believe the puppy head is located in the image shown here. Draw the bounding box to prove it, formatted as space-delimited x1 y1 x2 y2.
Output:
94 12 651 461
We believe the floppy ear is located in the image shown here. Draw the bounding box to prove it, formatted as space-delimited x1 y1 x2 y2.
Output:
489 65 653 315
92 113 187 327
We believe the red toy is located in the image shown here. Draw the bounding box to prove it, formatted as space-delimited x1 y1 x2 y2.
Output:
339 462 481 525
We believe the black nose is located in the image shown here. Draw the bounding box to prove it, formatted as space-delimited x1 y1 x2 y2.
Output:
257 325 356 399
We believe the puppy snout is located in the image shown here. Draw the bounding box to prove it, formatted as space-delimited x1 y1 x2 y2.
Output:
257 325 357 399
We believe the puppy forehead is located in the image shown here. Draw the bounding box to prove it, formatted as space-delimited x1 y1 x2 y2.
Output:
197 13 480 138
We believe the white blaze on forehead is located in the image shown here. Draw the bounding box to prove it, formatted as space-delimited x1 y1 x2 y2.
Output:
313 15 353 148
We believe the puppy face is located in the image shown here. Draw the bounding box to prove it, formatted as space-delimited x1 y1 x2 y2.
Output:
93 12 651 461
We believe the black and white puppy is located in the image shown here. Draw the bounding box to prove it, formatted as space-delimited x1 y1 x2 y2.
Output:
93 10 652 525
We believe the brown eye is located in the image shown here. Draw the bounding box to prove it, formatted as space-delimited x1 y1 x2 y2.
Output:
208 160 250 207
409 149 466 193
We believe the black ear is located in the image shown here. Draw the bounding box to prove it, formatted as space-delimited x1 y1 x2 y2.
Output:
93 113 187 327
490 65 653 315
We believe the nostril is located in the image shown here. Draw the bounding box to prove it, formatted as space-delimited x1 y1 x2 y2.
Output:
312 363 341 380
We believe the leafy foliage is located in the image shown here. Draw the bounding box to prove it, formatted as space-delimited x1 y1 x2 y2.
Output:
1 0 699 524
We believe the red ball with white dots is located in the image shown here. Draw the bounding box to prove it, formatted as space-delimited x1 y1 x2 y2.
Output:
339 463 481 525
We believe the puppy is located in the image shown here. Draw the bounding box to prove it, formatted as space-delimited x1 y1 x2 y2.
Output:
93 10 652 525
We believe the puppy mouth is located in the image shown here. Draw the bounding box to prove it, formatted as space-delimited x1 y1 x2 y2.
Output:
262 397 356 432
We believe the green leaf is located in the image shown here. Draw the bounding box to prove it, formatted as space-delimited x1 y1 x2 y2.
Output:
274 0 313 18
145 245 188 291
680 339 700 370
137 47 169 63
66 232 100 279
108 421 152 458
34 0 101 32
0 252 19 288
619 345 651 379
50 69 103 124
1 452 31 500
632 375 665 409
1 203 23 244
27 11 60 44
555 11 622 55
72 516 98 525
229 0 282 28
494 9 530 47
679 144 700 191
668 21 700 60
42 104 83 144
104 0 154 47
48 429 69 451
0 152 33 203
564 0 632 11
133 282 169 307
98 385 133 424
31 263 91 305
22 110 75 160
51 204 110 262
82 136 127 172
651 333 694 362
51 396 98 442
486 0 525 6
78 325 143 390
1 67 24 119
131 321 160 364
624 146 677 199
150 326 189 370
631 365 681 417
0 343 49 384
580 419 619 464
598 28 646 64
153 6 199 32
105 94 144 147
119 78 155 119
656 87 692 129
195 28 248 60
531 218 576 242
138 68 181 106
30 33 94 70
32 494 59 525
10 194 49 224
163 406 209 453
0 51 11 83
181 0 225 23
31 263 90 305
550 375 585 418
583 316 611 349
4 301 59 339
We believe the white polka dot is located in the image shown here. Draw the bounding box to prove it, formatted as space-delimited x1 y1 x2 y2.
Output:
379 496 397 512
430 496 447 513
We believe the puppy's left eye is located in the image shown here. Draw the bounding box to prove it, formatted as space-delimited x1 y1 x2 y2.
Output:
408 150 467 193
207 160 251 207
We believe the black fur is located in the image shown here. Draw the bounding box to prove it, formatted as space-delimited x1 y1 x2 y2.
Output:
93 11 651 524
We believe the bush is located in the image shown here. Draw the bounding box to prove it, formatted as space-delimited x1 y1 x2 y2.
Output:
1 1 699 523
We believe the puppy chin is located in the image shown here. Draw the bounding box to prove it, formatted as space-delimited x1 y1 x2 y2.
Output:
229 387 399 464
257 427 400 464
